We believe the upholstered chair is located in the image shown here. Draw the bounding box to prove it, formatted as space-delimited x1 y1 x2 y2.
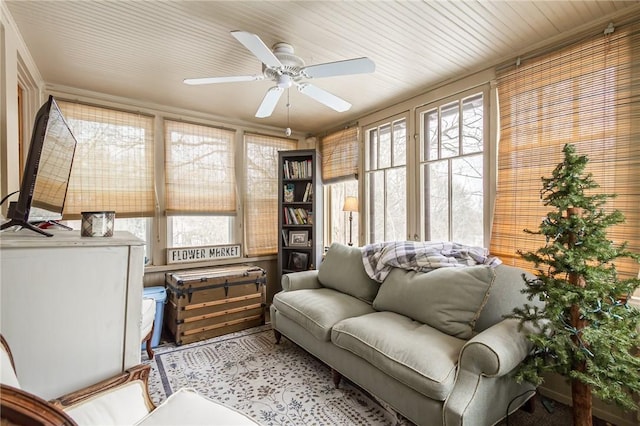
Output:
1 334 258 425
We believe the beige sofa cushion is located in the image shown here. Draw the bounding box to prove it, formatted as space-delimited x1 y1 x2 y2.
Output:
317 243 380 303
332 311 465 401
273 288 376 341
372 266 495 339
474 264 540 332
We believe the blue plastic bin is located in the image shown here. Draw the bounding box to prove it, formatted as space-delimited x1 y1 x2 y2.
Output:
142 286 166 349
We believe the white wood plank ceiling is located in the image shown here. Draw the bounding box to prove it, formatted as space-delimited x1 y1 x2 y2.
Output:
5 1 639 134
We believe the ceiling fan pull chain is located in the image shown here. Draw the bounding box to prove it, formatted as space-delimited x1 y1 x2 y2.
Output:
285 89 292 137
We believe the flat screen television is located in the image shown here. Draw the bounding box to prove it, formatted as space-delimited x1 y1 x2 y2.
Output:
1 95 77 237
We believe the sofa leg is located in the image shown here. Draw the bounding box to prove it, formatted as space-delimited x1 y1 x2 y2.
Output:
522 393 537 413
274 329 282 344
331 369 342 388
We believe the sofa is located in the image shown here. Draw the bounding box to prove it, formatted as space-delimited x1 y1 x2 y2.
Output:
270 242 541 426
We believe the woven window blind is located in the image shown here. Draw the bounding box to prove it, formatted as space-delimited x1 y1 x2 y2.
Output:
490 20 640 280
320 127 359 183
164 120 236 215
244 133 296 256
58 101 155 218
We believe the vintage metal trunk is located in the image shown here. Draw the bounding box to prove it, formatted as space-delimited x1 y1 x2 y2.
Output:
165 264 266 345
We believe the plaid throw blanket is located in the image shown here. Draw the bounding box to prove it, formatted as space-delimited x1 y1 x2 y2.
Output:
361 241 502 283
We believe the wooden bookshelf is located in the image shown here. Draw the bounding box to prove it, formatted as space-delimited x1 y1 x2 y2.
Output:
278 149 323 286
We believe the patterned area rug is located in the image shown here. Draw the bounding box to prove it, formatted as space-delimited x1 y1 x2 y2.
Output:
146 325 404 425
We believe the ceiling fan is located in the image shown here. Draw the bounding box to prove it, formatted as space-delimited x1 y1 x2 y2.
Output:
184 31 376 118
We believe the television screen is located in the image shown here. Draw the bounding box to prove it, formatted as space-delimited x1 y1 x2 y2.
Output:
1 95 77 237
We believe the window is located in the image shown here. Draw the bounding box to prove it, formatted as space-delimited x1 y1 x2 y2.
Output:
490 21 640 282
320 127 358 184
244 133 296 256
57 101 154 262
418 92 486 247
320 127 359 247
170 216 232 247
327 179 359 247
364 117 407 243
164 120 236 247
58 101 155 217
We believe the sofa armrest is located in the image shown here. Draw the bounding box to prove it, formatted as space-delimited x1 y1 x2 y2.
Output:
459 318 534 377
444 319 537 425
281 270 322 292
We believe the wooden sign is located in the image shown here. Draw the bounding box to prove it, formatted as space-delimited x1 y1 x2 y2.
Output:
167 244 241 264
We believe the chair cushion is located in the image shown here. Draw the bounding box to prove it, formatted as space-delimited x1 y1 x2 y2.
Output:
272 288 376 341
141 298 156 339
373 266 495 339
331 311 465 401
1 343 20 388
65 381 151 425
317 243 380 303
136 388 257 425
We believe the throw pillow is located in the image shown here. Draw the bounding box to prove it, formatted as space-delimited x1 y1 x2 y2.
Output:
317 243 380 303
372 265 495 339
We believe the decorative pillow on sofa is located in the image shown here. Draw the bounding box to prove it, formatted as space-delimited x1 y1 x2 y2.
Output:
318 243 380 303
372 266 495 339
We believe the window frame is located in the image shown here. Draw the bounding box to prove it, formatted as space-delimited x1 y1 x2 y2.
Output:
323 179 359 248
363 113 409 244
415 86 491 247
163 119 238 249
56 100 156 219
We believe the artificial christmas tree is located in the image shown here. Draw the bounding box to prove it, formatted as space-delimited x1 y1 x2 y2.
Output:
511 144 640 425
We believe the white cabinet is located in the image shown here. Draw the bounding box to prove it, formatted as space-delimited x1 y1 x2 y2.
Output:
0 230 144 399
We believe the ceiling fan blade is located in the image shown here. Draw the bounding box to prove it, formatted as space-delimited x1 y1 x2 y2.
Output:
297 83 351 112
302 57 375 79
231 30 283 69
255 87 284 118
183 75 264 85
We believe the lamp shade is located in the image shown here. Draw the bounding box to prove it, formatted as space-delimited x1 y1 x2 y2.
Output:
342 196 358 212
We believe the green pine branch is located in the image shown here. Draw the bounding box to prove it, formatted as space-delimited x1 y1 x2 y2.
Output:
510 144 640 411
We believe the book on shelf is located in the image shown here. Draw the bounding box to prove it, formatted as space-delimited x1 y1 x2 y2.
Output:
283 159 313 179
283 207 311 225
282 229 289 247
294 208 306 224
302 182 313 202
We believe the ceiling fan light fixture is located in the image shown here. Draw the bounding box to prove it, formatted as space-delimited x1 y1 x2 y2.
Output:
277 74 293 89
